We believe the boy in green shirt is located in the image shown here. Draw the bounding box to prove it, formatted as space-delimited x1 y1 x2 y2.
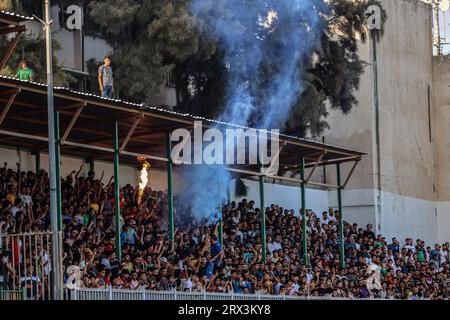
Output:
15 61 34 81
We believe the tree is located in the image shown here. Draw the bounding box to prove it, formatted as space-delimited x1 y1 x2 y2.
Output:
86 0 214 105
284 0 386 137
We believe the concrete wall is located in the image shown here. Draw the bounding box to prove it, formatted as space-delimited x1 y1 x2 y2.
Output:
375 0 435 200
432 55 450 244
433 55 450 201
322 0 447 243
229 178 330 216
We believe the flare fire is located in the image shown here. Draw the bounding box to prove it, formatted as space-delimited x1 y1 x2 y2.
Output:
137 157 150 204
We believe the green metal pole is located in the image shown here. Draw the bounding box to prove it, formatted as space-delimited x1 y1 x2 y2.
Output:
218 219 223 247
88 159 94 172
300 157 307 265
166 132 174 242
35 151 40 174
259 164 266 263
337 163 345 268
113 122 122 261
20 286 25 300
218 183 223 247
55 110 62 231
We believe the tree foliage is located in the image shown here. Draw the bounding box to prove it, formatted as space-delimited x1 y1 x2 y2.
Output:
86 0 215 104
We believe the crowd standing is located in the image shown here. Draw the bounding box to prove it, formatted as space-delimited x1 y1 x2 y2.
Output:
0 163 449 300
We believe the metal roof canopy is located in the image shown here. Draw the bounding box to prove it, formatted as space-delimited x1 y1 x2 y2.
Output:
0 11 33 73
0 76 366 189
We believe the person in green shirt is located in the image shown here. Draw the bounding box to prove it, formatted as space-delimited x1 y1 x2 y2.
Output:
15 61 34 81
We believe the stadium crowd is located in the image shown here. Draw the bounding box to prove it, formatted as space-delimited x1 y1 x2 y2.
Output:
0 163 449 300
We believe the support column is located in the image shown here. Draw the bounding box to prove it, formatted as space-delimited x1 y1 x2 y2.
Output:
113 121 122 260
300 157 307 265
55 110 62 231
88 159 94 172
259 164 266 263
337 163 345 268
218 183 223 247
218 220 223 247
166 132 174 242
34 151 40 174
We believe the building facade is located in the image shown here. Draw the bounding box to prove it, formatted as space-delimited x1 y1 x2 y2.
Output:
324 0 449 244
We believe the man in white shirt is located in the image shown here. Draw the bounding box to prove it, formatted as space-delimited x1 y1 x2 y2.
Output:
18 186 33 207
403 238 416 253
367 255 382 291
320 212 331 225
267 235 282 254
328 208 337 223
11 198 23 217
272 235 282 251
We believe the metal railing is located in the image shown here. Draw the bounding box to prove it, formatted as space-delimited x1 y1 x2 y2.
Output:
1 231 57 300
66 287 386 301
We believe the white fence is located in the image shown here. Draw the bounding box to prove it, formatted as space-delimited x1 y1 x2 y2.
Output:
66 287 384 301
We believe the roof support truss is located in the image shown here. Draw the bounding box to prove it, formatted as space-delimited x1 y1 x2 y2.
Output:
342 160 359 189
119 114 143 153
305 151 326 184
0 28 25 71
0 88 19 126
264 141 286 176
60 103 86 144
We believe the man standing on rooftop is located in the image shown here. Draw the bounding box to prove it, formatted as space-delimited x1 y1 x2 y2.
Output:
15 60 34 82
98 55 114 98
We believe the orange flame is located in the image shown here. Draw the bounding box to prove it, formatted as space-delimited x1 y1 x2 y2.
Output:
137 157 150 204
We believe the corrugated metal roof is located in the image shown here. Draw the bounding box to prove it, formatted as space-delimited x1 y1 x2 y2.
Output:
0 10 34 22
0 75 367 155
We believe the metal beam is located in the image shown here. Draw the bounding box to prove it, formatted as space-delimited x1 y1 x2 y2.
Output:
113 121 121 261
0 129 48 141
300 157 307 265
259 162 266 263
307 181 340 189
121 150 168 163
265 174 301 184
119 115 143 153
56 102 85 111
337 163 344 268
342 160 360 190
0 88 21 96
305 151 326 184
34 150 40 173
60 104 85 144
0 88 19 126
283 156 361 171
0 25 26 35
0 128 171 163
55 110 62 231
64 141 114 153
264 141 286 175
0 30 24 71
166 132 174 242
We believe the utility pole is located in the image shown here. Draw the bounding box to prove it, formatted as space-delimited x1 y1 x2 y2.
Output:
433 0 443 55
37 0 62 300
